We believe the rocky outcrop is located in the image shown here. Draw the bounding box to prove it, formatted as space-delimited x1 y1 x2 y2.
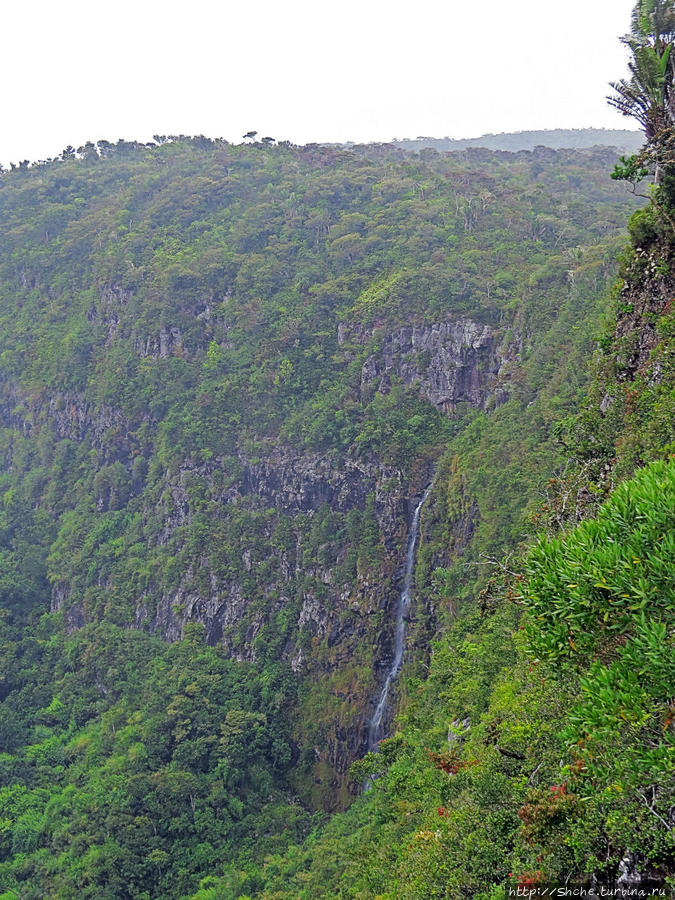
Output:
240 450 394 513
153 448 402 545
87 284 225 358
587 248 675 482
133 326 183 359
344 317 515 412
146 566 256 652
87 284 132 347
614 256 674 381
127 444 424 803
0 383 131 460
47 392 127 446
0 380 125 446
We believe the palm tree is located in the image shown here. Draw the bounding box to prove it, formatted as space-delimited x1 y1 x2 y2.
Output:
608 0 675 139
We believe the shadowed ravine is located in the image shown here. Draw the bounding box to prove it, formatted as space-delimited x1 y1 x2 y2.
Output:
367 483 433 751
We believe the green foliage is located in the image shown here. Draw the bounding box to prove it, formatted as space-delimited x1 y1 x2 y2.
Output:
608 0 675 139
0 619 309 899
0 134 660 898
612 153 650 186
225 463 675 898
628 202 661 245
522 460 675 661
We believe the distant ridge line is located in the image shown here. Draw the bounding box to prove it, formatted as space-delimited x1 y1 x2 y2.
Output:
386 128 643 154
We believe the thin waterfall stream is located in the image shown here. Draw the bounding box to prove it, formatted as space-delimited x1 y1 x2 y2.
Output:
368 483 433 751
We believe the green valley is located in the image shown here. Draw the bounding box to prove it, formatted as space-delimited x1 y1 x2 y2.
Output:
0 55 672 897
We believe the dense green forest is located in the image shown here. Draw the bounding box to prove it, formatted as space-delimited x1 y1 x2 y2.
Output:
0 57 673 898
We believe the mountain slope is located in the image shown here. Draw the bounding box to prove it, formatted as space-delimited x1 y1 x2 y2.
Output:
205 147 675 900
0 137 645 898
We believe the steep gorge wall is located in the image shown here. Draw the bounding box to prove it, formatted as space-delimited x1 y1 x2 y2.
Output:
573 237 675 488
342 316 517 412
0 301 517 802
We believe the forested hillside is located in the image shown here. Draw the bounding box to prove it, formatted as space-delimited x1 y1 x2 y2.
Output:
0 131 665 899
242 161 675 898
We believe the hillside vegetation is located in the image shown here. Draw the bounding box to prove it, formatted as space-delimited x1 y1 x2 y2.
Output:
0 127 671 899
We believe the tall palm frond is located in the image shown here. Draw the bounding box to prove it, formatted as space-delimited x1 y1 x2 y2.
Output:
609 40 674 136
609 1 675 138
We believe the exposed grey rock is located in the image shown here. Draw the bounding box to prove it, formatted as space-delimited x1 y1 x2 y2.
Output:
64 602 85 634
355 317 515 411
239 449 400 516
616 851 644 887
146 447 408 668
448 717 471 747
51 582 71 613
150 564 259 656
133 325 183 359
47 392 126 446
615 261 674 379
87 284 132 347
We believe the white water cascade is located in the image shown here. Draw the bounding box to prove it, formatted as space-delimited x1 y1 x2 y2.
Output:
368 484 433 751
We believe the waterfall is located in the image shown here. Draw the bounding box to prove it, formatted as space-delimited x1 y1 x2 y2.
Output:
368 483 433 751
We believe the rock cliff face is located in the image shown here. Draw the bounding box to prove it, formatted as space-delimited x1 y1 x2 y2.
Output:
344 317 514 411
0 386 128 451
141 447 406 666
614 255 673 381
46 392 128 448
0 308 520 806
132 311 518 686
132 445 420 806
87 283 216 358
592 249 674 477
239 449 397 517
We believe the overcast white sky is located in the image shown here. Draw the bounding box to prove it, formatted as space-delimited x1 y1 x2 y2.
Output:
1 0 638 164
